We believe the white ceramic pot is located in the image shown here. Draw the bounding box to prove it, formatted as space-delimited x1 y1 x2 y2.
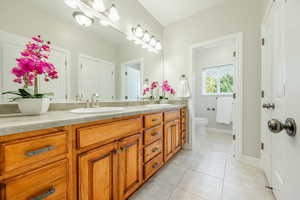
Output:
16 98 50 115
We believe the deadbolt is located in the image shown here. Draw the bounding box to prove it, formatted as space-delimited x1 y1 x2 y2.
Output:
268 118 297 137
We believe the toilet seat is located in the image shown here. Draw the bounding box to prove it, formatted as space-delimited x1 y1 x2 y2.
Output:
193 117 208 126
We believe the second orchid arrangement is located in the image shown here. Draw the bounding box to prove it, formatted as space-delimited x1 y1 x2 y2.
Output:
143 80 176 100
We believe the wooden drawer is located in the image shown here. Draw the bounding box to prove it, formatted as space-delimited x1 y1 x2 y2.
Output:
144 153 163 180
144 139 162 163
0 160 67 200
164 110 180 122
0 131 67 174
144 125 163 145
144 113 163 129
77 118 143 149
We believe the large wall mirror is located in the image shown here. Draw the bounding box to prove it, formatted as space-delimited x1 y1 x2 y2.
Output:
0 0 163 103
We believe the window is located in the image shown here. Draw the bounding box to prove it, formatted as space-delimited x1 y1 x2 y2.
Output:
202 64 234 95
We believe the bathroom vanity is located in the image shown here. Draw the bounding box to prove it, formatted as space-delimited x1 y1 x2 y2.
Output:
0 105 188 200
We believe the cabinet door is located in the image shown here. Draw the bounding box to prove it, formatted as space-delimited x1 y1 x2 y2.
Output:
78 142 117 200
118 134 143 200
164 121 175 162
173 120 181 153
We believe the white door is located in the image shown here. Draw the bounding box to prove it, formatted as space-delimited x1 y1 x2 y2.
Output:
269 1 287 199
39 49 69 100
283 0 300 198
79 56 115 100
124 65 141 100
262 0 300 199
261 5 275 186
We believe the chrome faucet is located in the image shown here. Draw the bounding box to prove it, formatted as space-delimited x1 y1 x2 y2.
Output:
90 93 99 108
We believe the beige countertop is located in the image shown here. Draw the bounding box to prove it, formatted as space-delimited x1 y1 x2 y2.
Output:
0 104 186 136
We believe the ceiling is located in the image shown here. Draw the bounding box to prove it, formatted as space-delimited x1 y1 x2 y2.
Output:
138 0 226 26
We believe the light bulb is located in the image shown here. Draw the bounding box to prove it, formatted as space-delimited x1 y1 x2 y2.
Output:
64 0 79 9
109 4 120 22
93 0 106 12
155 41 162 50
143 31 151 43
73 12 94 27
149 36 156 47
134 25 144 38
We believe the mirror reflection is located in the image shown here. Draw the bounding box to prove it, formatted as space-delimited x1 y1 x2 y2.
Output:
0 0 163 103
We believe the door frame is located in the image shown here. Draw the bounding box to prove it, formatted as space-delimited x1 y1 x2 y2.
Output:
189 32 244 158
0 30 71 102
120 58 144 100
78 54 116 100
260 0 275 183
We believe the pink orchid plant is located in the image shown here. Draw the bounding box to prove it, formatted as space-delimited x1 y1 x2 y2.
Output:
161 80 176 99
3 35 58 101
143 81 159 99
143 80 176 100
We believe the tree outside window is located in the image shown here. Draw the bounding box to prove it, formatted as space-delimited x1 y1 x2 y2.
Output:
202 65 234 95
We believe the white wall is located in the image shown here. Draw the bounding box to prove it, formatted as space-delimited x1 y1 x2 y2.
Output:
163 0 262 158
194 44 235 131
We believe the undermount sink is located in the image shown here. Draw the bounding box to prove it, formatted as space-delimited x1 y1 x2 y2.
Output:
70 107 124 114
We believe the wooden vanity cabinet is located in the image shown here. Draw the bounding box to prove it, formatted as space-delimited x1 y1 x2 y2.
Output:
78 142 118 200
76 116 144 200
118 134 143 200
0 107 188 200
164 119 180 162
181 108 188 145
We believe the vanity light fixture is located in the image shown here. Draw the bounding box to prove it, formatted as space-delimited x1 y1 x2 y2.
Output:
109 4 120 22
134 25 144 38
73 11 94 27
143 31 151 43
128 24 162 53
65 0 120 28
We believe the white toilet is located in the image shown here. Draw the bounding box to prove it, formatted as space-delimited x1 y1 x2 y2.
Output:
192 117 209 152
193 117 208 135
193 117 208 127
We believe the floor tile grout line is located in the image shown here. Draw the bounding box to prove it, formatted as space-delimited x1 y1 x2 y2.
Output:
166 166 190 200
220 157 229 200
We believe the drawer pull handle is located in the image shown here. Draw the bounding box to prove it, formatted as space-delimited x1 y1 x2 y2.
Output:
151 132 160 136
151 147 159 153
30 187 56 200
26 146 55 157
152 118 159 122
152 162 159 169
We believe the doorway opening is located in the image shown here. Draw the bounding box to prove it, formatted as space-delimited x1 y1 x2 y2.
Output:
121 59 144 100
190 33 243 158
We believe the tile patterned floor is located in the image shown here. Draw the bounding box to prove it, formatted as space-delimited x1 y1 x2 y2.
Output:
129 130 276 200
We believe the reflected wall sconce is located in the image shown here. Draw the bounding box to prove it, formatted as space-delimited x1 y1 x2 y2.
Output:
127 24 162 54
65 0 120 27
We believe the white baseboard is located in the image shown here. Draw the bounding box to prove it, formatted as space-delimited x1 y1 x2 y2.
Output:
207 127 232 135
237 154 261 169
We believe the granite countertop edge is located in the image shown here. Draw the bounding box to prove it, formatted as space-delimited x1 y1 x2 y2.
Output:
0 104 186 136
